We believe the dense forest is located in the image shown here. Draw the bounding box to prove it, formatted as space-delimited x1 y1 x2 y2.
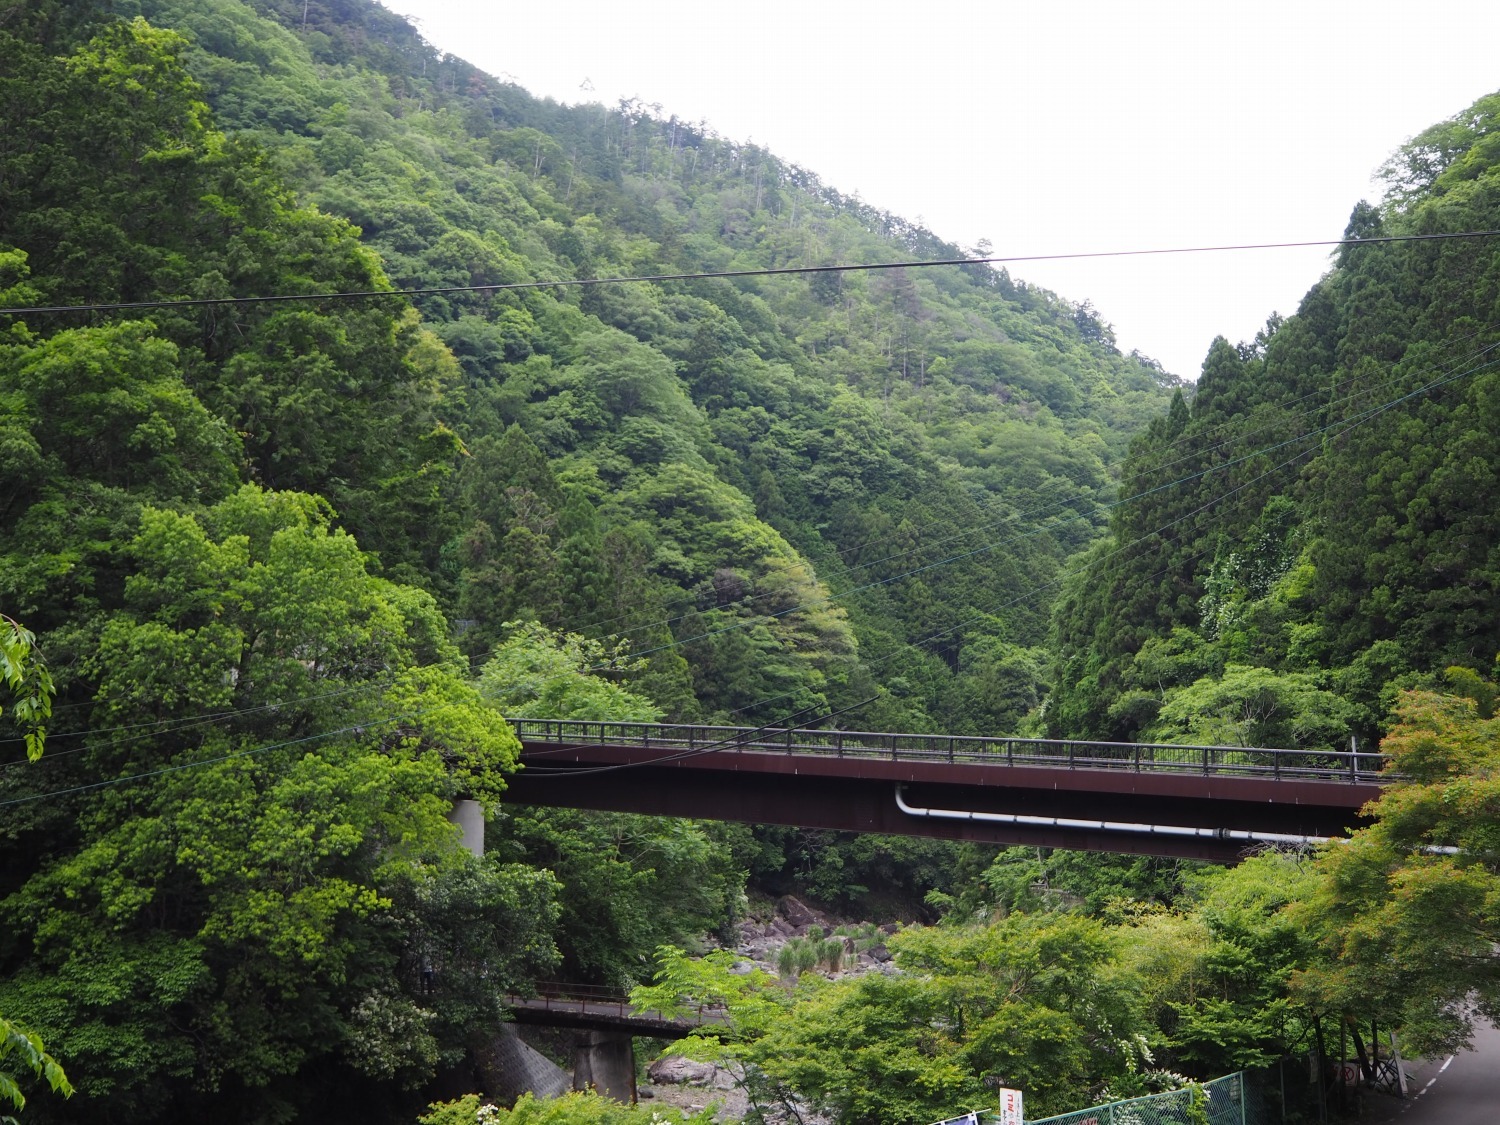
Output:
1 1 1497 1123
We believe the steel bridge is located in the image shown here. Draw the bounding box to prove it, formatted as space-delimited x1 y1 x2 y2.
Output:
505 720 1388 862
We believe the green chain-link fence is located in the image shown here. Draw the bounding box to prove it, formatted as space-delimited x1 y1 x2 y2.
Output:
1024 1072 1266 1125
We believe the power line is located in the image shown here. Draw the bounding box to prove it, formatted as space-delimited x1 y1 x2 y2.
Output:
0 679 401 762
0 704 452 808
4 230 1499 318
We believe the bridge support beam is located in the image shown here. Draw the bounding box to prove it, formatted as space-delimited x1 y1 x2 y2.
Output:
573 1030 636 1104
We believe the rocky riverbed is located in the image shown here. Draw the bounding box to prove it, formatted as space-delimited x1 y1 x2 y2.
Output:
633 895 903 1123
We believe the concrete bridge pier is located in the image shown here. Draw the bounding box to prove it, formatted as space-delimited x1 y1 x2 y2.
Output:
447 798 484 856
572 1030 637 1103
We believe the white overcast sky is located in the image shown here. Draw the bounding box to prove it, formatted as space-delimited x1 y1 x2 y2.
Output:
379 0 1500 379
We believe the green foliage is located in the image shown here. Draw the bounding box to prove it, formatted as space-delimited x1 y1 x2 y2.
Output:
0 1014 74 1121
973 846 1190 917
104 0 1176 740
1146 665 1359 751
476 621 744 984
0 616 70 1119
771 935 846 979
641 915 1160 1123
0 3 1233 1118
1165 855 1321 1073
477 622 661 723
0 488 544 1122
0 616 53 761
420 1090 718 1125
1293 681 1500 1053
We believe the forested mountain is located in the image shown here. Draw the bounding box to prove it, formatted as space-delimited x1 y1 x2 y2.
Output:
1050 90 1500 750
3 0 1181 737
0 2 1183 1120
10 1 1498 1121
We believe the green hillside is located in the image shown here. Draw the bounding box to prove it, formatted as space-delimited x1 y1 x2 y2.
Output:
1050 91 1500 749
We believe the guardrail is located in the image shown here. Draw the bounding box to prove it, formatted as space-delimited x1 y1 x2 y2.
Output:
511 719 1389 784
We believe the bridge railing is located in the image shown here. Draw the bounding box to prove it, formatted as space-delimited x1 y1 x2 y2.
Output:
510 720 1390 783
506 982 728 1027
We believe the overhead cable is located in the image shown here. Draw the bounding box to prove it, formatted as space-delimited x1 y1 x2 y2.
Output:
4 230 1499 317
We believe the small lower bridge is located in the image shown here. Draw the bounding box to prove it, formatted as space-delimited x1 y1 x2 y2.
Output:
502 983 729 1104
505 720 1388 862
504 982 728 1038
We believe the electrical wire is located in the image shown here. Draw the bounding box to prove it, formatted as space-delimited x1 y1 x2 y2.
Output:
0 678 404 762
3 230 1498 318
8 269 1497 795
0 703 455 808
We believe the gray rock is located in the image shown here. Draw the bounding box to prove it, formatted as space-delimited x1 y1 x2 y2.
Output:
777 895 819 928
648 1056 720 1086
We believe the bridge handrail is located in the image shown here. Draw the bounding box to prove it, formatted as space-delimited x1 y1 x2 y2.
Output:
506 982 728 1027
509 718 1391 783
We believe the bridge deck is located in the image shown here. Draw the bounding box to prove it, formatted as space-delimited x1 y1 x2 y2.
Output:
506 721 1388 862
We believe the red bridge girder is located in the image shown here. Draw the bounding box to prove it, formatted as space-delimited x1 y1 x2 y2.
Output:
506 733 1384 862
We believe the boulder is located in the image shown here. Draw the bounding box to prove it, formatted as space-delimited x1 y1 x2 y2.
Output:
776 895 819 928
648 1056 720 1086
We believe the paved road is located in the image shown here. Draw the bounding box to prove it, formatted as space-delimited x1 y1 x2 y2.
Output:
1363 1020 1500 1125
